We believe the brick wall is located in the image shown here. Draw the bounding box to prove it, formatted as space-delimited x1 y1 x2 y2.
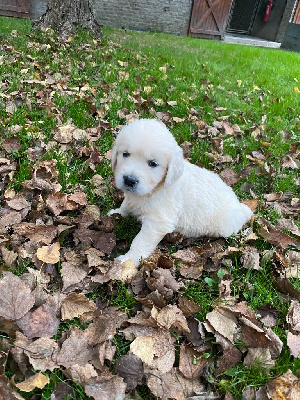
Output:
30 0 193 36
91 0 193 36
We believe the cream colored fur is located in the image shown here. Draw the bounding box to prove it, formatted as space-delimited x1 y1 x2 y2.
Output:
108 119 252 266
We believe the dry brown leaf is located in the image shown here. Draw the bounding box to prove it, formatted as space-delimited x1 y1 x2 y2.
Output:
266 370 300 400
54 124 75 143
213 331 242 374
115 353 144 391
2 136 20 152
61 262 89 292
257 218 299 250
61 292 97 321
14 223 58 244
10 332 31 376
85 308 127 345
178 295 202 316
171 248 200 265
244 348 275 369
240 324 271 348
0 246 18 267
68 191 87 206
0 211 22 227
282 155 299 169
85 248 105 268
151 268 184 292
74 228 116 255
287 332 300 358
66 363 98 385
146 368 186 400
155 305 190 333
276 218 300 237
241 246 261 270
56 328 93 368
0 272 35 321
220 168 240 186
24 337 59 372
36 242 60 264
287 300 300 332
17 303 59 339
179 344 210 379
7 197 30 211
286 250 300 278
130 336 155 365
84 375 126 400
206 308 238 343
0 374 24 399
15 372 49 392
50 382 75 399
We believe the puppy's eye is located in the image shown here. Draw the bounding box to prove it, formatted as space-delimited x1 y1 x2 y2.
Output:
148 160 158 168
123 151 130 158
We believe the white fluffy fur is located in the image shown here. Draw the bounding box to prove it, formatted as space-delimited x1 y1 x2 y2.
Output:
109 119 253 266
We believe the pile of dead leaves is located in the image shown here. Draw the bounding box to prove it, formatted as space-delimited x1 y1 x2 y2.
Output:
0 144 300 398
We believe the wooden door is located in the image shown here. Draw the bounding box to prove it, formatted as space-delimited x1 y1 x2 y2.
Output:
0 0 30 18
293 1 300 24
190 0 233 39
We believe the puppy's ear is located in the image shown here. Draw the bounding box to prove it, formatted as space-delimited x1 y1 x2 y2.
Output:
111 142 118 172
164 146 184 187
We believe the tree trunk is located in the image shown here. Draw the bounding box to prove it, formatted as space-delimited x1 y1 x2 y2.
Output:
38 0 102 38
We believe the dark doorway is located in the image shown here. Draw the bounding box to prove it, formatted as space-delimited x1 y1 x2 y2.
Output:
251 0 290 42
227 0 260 34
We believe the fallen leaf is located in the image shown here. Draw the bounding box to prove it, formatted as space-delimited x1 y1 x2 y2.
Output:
206 308 238 343
266 369 300 399
61 292 97 320
241 246 261 270
17 303 59 339
130 336 155 365
115 353 144 391
179 343 210 379
146 368 186 400
15 372 49 392
56 328 93 368
287 332 300 357
36 242 60 264
66 363 98 385
24 337 59 371
0 272 35 321
84 375 126 400
0 374 24 399
0 246 18 267
178 295 202 316
155 305 190 333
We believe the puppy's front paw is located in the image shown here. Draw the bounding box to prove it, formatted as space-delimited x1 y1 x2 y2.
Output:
107 208 120 216
117 253 139 267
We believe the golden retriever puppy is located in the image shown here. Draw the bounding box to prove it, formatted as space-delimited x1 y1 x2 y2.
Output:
108 119 252 266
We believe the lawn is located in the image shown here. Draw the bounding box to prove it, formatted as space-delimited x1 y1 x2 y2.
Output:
0 16 299 400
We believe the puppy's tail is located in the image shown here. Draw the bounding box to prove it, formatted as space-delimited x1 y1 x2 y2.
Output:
220 202 253 237
240 202 253 222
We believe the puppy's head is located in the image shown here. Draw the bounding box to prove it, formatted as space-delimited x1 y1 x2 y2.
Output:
111 119 184 196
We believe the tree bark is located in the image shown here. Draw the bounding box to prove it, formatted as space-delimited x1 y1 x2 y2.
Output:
38 0 102 38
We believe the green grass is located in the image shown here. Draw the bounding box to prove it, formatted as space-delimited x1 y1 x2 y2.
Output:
0 16 299 400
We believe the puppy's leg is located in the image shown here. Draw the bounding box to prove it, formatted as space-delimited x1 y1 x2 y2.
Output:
107 200 129 217
117 220 169 267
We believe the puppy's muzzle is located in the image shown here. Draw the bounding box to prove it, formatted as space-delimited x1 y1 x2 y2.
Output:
123 175 139 189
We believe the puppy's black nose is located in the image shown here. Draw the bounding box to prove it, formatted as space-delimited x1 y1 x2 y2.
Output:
123 175 139 188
